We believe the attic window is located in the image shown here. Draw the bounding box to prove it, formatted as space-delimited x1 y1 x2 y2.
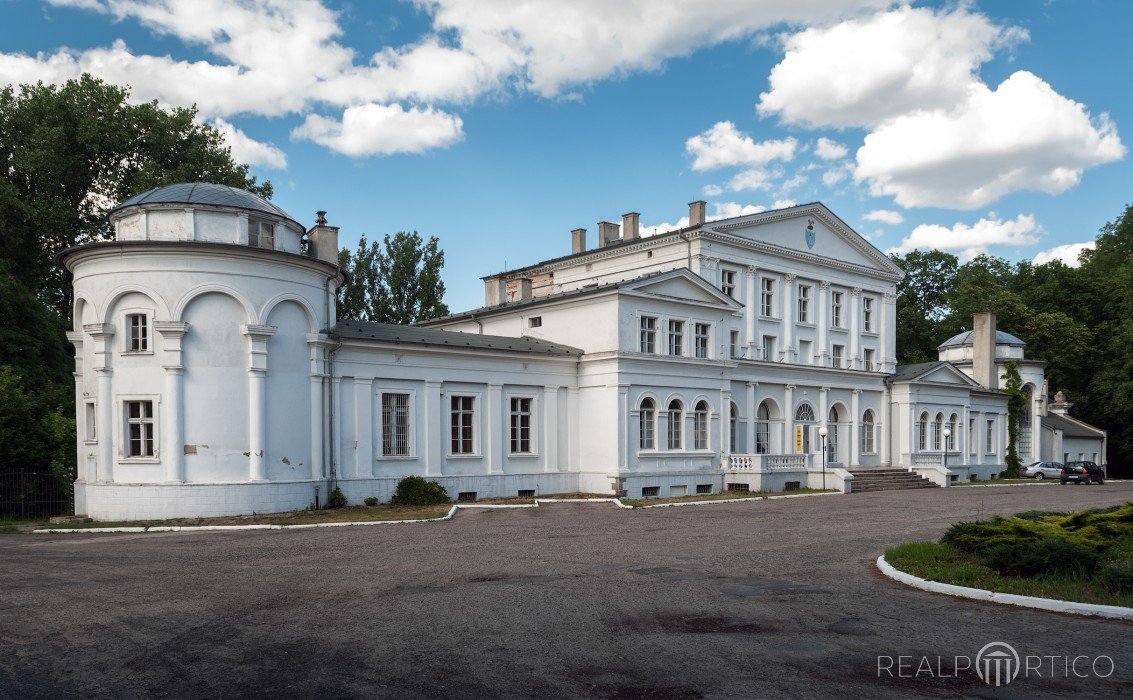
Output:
248 221 275 249
528 316 542 328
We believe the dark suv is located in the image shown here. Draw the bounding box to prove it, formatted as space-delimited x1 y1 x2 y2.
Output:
1060 461 1105 485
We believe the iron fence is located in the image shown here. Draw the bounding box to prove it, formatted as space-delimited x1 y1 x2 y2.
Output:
0 469 74 519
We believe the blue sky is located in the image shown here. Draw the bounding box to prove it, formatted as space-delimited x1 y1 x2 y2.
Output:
2 0 1130 309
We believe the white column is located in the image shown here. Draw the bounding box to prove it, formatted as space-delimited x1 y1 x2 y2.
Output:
156 322 188 483
244 324 276 481
306 333 328 481
66 331 86 482
972 411 982 465
783 384 795 453
567 387 580 471
745 266 759 354
85 324 115 483
486 383 503 474
962 406 971 466
818 281 830 367
881 388 891 467
543 386 559 472
719 388 731 455
745 381 757 454
423 381 442 475
354 377 373 478
849 287 862 370
332 375 343 478
851 389 861 468
782 273 796 362
881 292 897 373
617 384 630 469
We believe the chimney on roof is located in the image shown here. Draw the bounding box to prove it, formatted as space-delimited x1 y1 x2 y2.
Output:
689 200 706 227
597 221 620 248
571 227 587 254
484 277 507 307
972 312 998 389
517 277 533 301
307 211 339 264
622 212 640 241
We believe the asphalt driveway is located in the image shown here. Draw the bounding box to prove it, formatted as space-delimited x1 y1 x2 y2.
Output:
2 483 1131 698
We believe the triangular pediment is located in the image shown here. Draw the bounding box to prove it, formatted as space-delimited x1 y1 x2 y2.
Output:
891 361 982 387
621 268 741 308
706 203 904 280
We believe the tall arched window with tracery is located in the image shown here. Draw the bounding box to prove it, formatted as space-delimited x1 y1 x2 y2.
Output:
933 412 944 451
827 406 840 462
639 398 655 450
667 399 683 450
693 400 709 450
795 403 816 453
947 413 958 451
756 401 771 454
918 411 929 451
729 402 738 453
861 409 875 454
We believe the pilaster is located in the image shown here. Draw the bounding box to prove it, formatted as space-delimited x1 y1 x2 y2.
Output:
243 324 276 481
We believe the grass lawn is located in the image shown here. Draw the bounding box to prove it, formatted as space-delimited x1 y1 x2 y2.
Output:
885 503 1133 608
40 504 454 530
622 487 835 508
1 518 50 534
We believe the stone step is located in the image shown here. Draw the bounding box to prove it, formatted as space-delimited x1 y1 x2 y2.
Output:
847 468 939 493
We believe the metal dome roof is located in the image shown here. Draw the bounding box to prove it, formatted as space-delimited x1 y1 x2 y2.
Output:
110 183 303 229
937 329 1026 350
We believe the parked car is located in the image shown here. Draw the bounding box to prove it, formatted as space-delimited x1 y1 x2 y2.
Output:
1060 462 1105 485
1020 461 1063 480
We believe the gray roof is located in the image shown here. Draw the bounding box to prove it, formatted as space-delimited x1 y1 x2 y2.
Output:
888 361 952 382
1044 412 1106 438
110 183 303 230
938 329 1026 350
334 320 583 357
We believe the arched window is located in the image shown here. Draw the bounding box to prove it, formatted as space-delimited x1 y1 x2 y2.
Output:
795 403 815 453
756 401 771 454
918 411 929 451
933 413 944 451
947 413 958 451
667 399 683 450
861 409 875 454
795 403 815 422
639 398 655 450
826 406 840 462
729 402 738 453
693 400 710 450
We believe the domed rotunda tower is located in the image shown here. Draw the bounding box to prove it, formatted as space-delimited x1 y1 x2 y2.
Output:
61 183 344 519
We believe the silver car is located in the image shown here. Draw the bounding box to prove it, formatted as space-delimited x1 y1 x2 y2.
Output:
1020 461 1063 480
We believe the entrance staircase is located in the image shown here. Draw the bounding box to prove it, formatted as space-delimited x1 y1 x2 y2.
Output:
848 468 939 493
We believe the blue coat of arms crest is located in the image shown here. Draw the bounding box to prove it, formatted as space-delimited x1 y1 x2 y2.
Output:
805 219 816 249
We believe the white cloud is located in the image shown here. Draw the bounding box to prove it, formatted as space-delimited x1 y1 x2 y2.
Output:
701 184 723 197
758 5 1026 129
814 137 848 160
862 209 904 225
713 202 768 219
686 122 797 171
211 118 287 169
772 199 797 209
821 166 850 186
887 214 1042 261
291 103 464 156
855 71 1125 209
727 168 779 192
1033 242 1094 267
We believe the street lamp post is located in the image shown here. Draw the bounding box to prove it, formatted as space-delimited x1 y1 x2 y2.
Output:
818 425 828 491
942 426 952 477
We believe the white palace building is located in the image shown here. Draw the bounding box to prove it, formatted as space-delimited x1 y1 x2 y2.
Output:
61 184 1107 519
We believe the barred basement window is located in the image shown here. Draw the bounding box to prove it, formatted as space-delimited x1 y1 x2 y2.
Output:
450 396 475 454
517 489 535 498
127 314 149 352
381 393 410 456
125 400 155 457
642 486 660 497
509 397 532 454
727 483 750 492
696 484 712 495
458 491 477 502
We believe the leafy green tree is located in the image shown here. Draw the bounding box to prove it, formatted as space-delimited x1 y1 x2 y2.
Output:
0 74 271 312
338 231 449 324
890 250 957 364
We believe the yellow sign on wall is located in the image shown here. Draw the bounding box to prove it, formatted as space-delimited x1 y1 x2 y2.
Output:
794 425 803 453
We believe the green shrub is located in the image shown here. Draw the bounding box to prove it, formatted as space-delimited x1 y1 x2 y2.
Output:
390 475 450 506
363 496 378 507
983 537 1100 578
327 486 347 509
1014 510 1067 522
1099 560 1133 594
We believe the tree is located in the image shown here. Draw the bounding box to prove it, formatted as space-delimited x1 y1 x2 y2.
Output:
890 250 957 364
1001 361 1026 478
338 231 449 324
0 74 271 313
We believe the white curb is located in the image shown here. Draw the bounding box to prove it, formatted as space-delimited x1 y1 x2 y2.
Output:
876 555 1133 621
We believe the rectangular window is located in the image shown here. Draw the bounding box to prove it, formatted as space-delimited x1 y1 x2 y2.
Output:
861 422 875 454
985 419 995 454
696 484 712 495
667 405 682 450
693 409 708 450
761 278 775 317
127 314 149 352
509 397 532 454
528 316 542 328
668 320 684 356
639 316 656 353
831 291 843 327
642 486 660 498
694 323 710 359
797 285 810 323
832 344 844 368
381 393 411 456
762 335 776 362
450 396 475 454
863 297 874 333
84 401 97 441
864 348 875 371
125 400 155 457
729 330 740 358
720 269 736 298
250 221 275 249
